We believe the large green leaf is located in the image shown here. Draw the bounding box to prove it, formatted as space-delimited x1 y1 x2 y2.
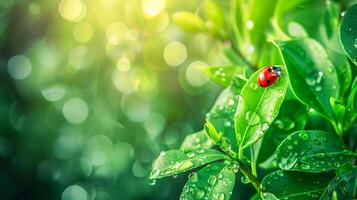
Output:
207 76 246 152
276 130 353 173
180 162 236 200
276 38 339 120
258 100 308 169
262 170 333 200
180 130 214 150
320 168 357 200
340 3 357 65
235 65 288 151
150 149 227 179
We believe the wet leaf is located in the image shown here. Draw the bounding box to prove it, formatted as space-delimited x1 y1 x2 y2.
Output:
199 65 244 87
150 148 227 179
180 130 214 150
180 162 236 200
235 65 288 150
340 4 357 65
276 130 353 172
262 170 333 200
276 38 339 121
320 168 357 200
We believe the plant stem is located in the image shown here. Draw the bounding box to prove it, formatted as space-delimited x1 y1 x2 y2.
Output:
223 147 262 193
237 159 262 192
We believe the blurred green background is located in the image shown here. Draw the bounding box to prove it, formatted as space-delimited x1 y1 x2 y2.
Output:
0 0 237 199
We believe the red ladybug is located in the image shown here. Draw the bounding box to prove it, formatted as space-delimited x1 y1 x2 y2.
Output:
257 65 282 87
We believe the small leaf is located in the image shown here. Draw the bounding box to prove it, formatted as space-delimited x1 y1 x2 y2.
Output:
234 65 288 150
150 148 227 179
276 130 353 172
180 162 236 200
340 4 357 65
172 12 205 33
276 38 339 120
199 65 243 87
204 120 222 144
262 170 333 200
180 130 214 150
320 168 356 200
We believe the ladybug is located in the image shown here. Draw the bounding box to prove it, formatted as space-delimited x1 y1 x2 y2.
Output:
257 65 283 88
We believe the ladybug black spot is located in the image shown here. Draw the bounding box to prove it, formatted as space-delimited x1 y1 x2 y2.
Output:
266 80 271 83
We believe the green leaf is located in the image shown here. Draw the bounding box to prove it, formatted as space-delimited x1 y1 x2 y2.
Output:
207 84 244 152
276 130 353 173
204 120 222 144
199 65 244 87
340 3 357 65
348 76 357 110
274 0 326 39
180 130 214 150
150 148 227 179
180 162 236 200
320 168 357 200
258 100 308 169
262 170 333 200
234 65 288 151
172 11 205 33
276 38 339 120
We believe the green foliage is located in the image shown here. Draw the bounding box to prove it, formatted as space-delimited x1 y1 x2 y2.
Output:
276 130 353 172
150 1 357 199
261 170 333 200
150 148 227 179
320 168 357 199
180 162 236 200
340 4 357 65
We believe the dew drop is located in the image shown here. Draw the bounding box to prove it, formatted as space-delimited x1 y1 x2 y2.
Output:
196 149 205 154
217 193 225 200
277 170 284 177
345 27 352 32
241 176 250 184
287 145 293 150
195 188 205 199
149 179 157 185
298 132 310 141
245 111 260 125
208 175 217 186
249 83 258 90
300 163 311 170
313 139 321 146
187 152 195 158
315 85 322 92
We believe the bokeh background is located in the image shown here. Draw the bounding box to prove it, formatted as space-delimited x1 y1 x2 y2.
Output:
0 0 236 199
